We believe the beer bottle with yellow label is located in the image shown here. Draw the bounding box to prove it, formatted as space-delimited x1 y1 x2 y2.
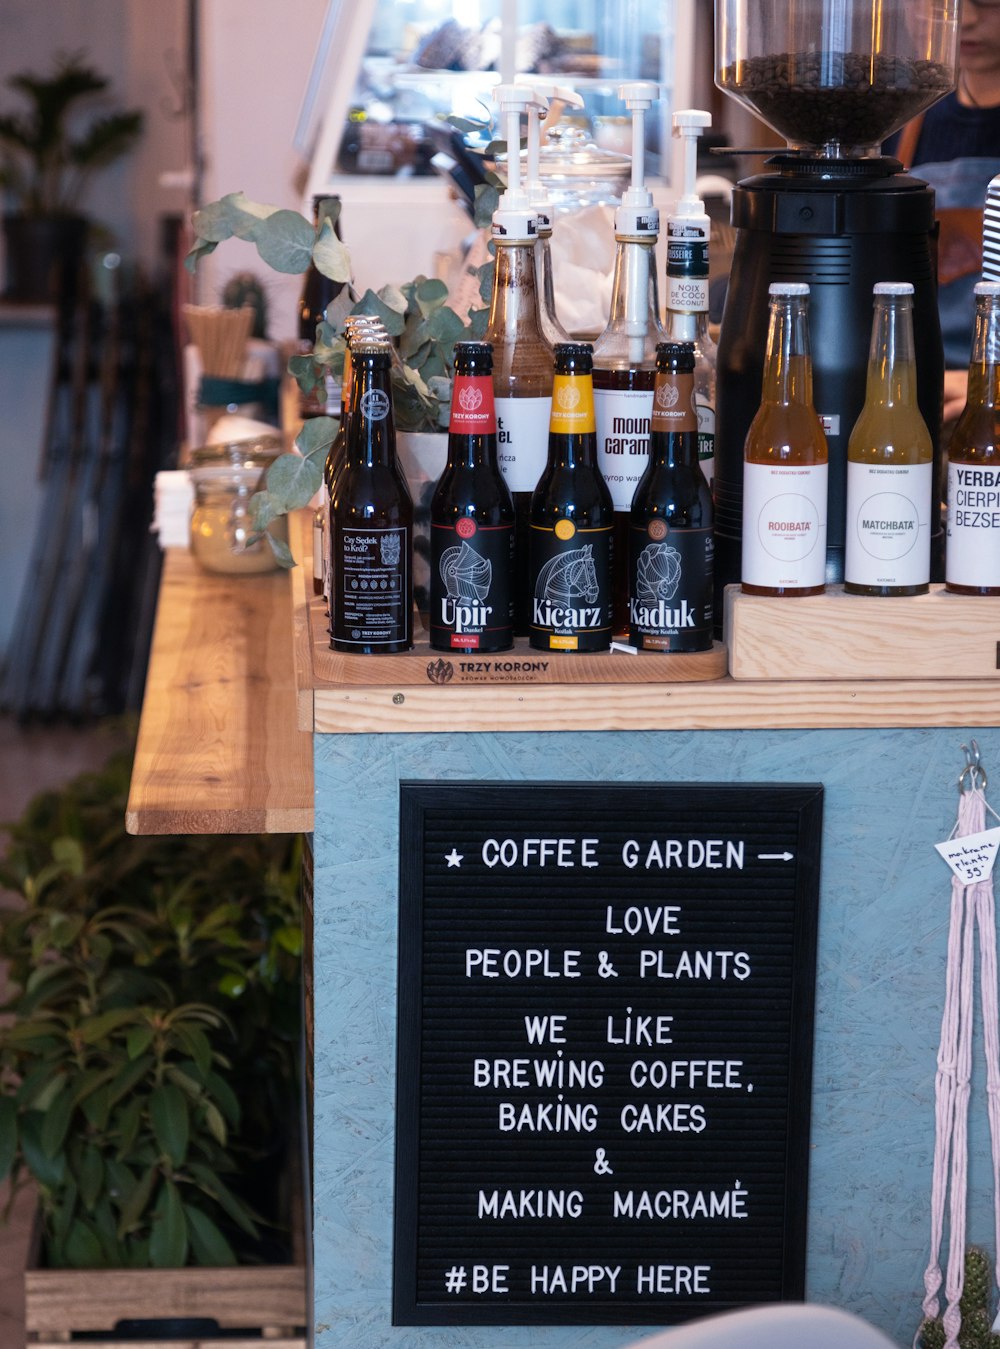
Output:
528 344 614 652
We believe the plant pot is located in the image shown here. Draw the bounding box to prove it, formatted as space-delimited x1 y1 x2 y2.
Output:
2 212 87 306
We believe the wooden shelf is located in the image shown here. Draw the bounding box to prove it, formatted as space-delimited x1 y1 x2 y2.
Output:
126 547 313 836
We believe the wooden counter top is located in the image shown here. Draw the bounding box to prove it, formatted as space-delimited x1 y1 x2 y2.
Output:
126 546 313 836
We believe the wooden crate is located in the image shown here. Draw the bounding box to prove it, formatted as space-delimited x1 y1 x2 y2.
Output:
725 582 1000 680
24 1260 306 1347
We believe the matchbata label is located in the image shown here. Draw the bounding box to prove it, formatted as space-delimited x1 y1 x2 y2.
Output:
629 525 713 652
495 396 552 493
360 387 390 421
947 460 1000 587
528 522 613 652
595 388 653 512
549 374 596 435
741 462 828 590
845 461 931 587
333 524 409 646
430 518 514 652
449 376 496 435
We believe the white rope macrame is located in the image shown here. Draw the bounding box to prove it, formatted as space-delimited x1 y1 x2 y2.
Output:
920 750 1000 1349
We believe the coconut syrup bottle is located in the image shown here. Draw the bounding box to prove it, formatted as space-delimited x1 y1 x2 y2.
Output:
741 283 828 596
430 342 514 652
329 339 413 653
592 82 664 635
946 281 1000 594
485 84 554 632
845 283 932 596
665 110 717 490
629 342 714 651
529 343 614 652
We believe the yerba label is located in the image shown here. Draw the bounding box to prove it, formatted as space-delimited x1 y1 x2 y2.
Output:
947 460 1000 587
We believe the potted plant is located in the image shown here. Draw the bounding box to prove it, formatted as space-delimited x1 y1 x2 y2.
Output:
0 749 306 1341
186 190 495 574
0 52 143 304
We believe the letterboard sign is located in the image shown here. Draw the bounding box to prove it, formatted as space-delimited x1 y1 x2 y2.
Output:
393 781 822 1327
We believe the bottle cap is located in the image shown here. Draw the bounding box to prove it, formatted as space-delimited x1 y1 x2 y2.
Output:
656 341 696 361
554 342 593 358
974 281 1000 297
453 341 493 360
769 282 810 297
873 282 914 296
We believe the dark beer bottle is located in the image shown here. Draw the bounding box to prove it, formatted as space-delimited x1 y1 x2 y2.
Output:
430 342 515 653
529 343 614 652
629 342 714 651
329 340 413 653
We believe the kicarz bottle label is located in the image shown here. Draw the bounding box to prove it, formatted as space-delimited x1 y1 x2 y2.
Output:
741 462 828 590
845 461 932 588
595 388 654 511
430 518 514 651
495 396 551 493
333 524 409 648
529 520 612 651
629 524 713 651
947 460 1000 588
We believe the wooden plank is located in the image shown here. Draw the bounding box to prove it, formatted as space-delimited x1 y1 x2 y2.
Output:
24 1265 306 1335
312 676 1000 734
726 582 1000 680
29 1339 305 1349
126 547 313 836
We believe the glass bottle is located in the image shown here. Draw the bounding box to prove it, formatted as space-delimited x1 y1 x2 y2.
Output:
536 210 571 348
329 340 413 653
298 194 344 419
529 343 614 652
629 342 714 651
592 227 663 634
484 232 553 631
741 283 828 596
667 308 717 489
845 283 932 596
946 281 1000 594
430 342 515 653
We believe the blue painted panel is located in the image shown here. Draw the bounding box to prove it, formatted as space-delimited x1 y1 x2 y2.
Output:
312 726 1000 1347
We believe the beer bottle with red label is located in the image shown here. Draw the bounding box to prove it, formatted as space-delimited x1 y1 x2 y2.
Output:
430 342 515 652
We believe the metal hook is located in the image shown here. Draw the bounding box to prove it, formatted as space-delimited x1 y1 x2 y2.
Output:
959 740 988 794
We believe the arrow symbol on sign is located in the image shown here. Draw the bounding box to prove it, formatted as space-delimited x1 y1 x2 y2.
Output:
758 851 794 861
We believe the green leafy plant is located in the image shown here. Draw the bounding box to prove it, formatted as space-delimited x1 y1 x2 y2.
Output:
0 750 302 1268
0 53 143 216
919 1248 1000 1349
185 190 493 567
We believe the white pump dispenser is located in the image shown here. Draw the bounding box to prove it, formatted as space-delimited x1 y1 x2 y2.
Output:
518 81 581 346
491 84 537 243
615 81 660 240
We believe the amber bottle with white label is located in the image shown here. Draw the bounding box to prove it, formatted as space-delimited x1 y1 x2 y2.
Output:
741 283 828 596
946 281 1000 595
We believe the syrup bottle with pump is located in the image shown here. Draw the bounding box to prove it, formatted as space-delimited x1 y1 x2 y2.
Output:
592 81 665 635
666 110 718 491
521 82 583 348
484 83 554 631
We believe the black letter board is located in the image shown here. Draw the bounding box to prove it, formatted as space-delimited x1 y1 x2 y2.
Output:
393 781 822 1327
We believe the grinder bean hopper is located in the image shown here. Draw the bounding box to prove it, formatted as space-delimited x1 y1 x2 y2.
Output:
713 0 959 602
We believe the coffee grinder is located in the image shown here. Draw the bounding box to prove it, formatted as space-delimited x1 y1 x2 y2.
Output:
713 0 959 601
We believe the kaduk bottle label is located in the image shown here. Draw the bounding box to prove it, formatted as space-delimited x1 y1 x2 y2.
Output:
845 461 932 588
595 388 654 511
494 396 552 492
741 462 828 590
947 460 1000 588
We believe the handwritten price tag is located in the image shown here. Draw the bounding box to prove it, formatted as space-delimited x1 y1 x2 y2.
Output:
934 827 1000 884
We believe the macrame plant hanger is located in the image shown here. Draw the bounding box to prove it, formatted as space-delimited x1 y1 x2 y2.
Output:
919 742 1000 1349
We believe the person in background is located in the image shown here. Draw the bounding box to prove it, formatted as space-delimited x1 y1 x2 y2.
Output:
887 0 1000 421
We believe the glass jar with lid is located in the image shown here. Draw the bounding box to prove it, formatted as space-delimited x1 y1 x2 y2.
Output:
189 436 288 575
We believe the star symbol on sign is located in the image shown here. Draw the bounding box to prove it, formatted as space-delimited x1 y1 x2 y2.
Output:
445 848 464 868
